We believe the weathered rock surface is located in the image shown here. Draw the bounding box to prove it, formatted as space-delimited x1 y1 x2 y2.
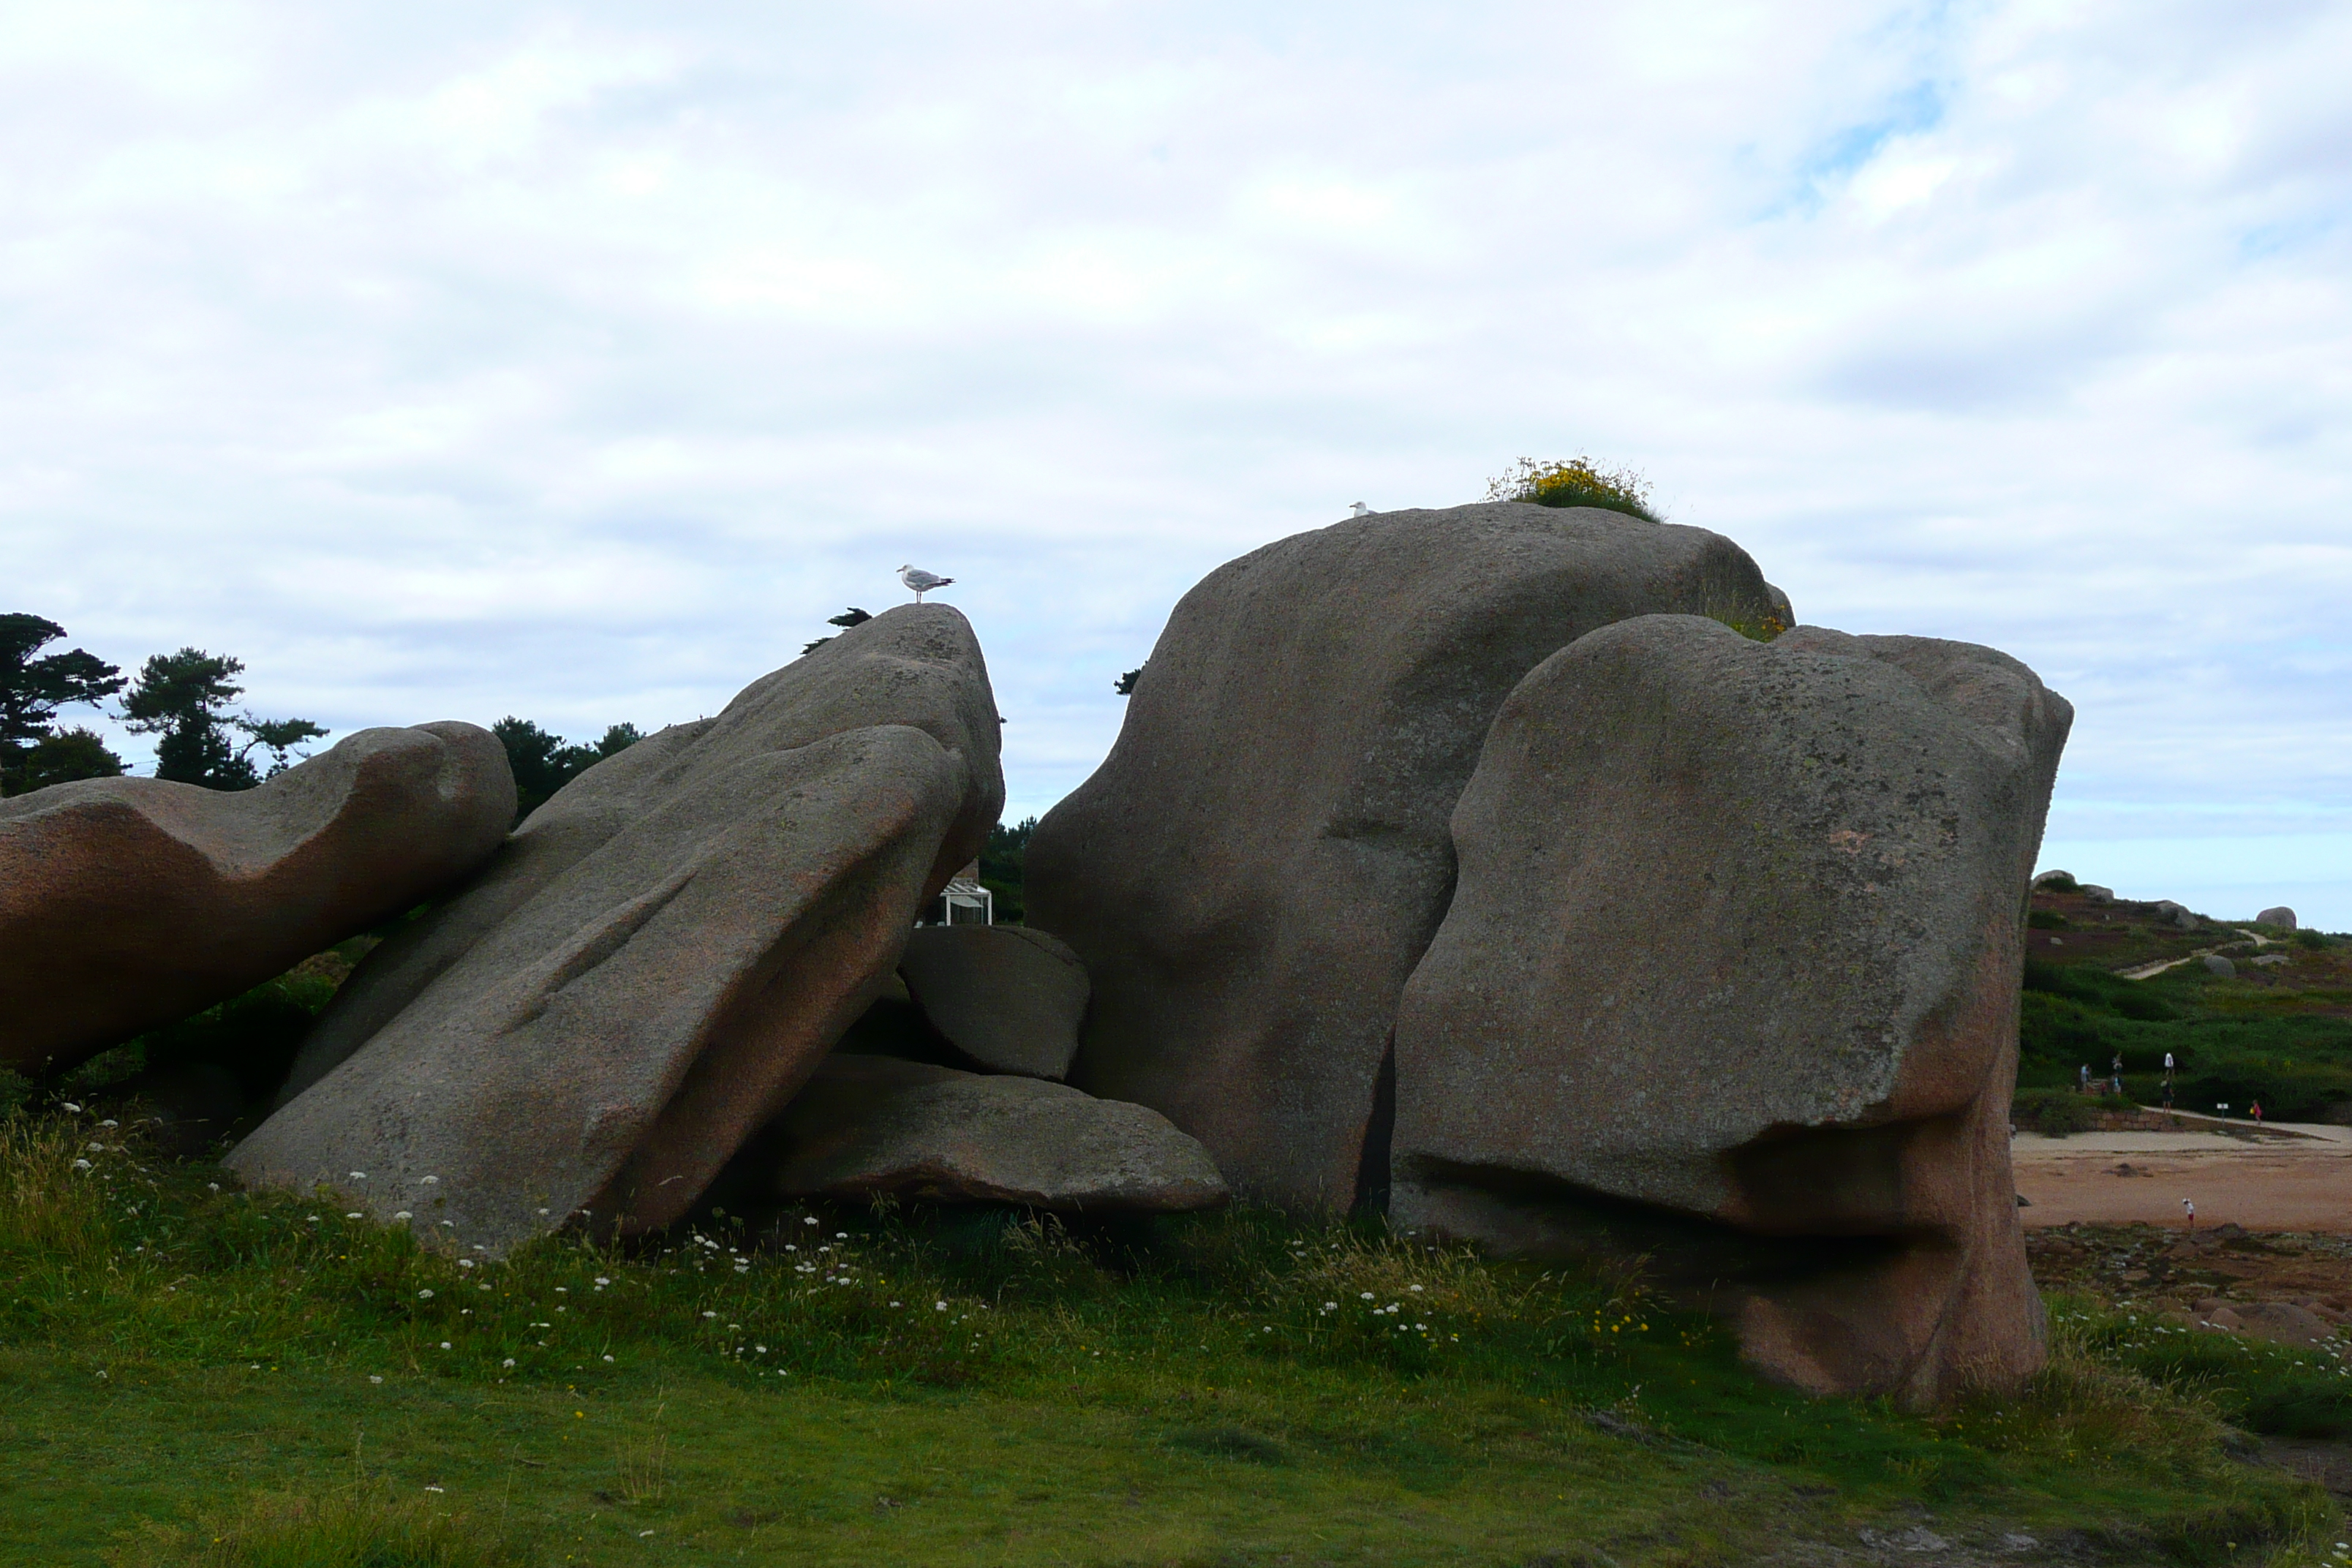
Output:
768 1054 1229 1211
1390 616 2071 1403
898 924 1089 1079
2258 906 2298 930
2205 1301 2334 1345
2155 900 2199 932
0 723 514 1075
1028 503 1782 1210
2203 954 2237 978
2031 870 2074 889
228 606 1002 1252
2081 884 2116 905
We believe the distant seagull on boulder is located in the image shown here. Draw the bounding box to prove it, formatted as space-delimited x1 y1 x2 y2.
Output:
897 565 954 602
1349 502 1372 517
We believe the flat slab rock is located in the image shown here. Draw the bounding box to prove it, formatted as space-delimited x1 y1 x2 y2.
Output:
0 723 513 1075
898 924 1089 1079
772 1055 1229 1211
228 606 1003 1253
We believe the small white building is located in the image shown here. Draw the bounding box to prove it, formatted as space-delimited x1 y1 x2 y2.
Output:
921 859 992 926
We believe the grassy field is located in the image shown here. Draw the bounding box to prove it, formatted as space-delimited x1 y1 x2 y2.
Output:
1 1108 2344 1567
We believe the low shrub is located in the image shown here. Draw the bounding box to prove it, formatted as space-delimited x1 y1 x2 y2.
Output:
1482 457 1662 523
2012 1088 2097 1135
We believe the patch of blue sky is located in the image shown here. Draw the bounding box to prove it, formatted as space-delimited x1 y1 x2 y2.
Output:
2033 831 2352 932
2239 212 2340 261
1757 77 1949 221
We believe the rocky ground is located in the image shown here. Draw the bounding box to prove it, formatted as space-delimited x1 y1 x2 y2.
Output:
2029 1221 2352 1520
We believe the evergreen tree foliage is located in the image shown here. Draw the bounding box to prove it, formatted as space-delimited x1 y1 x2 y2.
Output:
120 649 327 790
980 815 1036 923
492 717 641 823
10 728 126 794
802 607 874 656
0 613 126 794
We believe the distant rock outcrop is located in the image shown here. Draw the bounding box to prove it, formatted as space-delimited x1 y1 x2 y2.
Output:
899 924 1089 1079
1387 618 2071 1403
1028 502 1784 1211
766 1054 1228 1211
2154 901 2198 932
0 723 514 1076
228 606 1003 1252
2258 906 2298 930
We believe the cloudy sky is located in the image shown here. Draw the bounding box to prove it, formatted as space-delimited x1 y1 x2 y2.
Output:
6 1 2348 924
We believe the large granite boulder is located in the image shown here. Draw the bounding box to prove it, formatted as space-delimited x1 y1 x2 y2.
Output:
0 723 513 1076
768 1054 1229 1211
2258 906 2297 930
898 924 1089 1079
228 606 1002 1252
1028 503 1782 1210
1390 617 2071 1404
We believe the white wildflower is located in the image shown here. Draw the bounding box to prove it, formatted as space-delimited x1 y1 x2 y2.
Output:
418 1289 434 1300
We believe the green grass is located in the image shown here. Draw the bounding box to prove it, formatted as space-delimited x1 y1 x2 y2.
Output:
0 1109 2335 1566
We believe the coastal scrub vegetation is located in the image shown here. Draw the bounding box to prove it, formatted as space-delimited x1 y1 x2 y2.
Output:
2019 954 2352 1119
1484 457 1664 524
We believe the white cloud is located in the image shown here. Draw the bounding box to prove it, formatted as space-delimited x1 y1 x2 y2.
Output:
3 0 2348 922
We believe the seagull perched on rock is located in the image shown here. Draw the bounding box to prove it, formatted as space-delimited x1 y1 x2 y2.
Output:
897 564 953 601
1349 502 1372 517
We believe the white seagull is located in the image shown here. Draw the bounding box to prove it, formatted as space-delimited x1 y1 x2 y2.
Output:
1349 502 1372 517
897 564 953 601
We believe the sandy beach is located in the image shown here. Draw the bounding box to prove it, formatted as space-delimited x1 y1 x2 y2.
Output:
2013 1117 2352 1232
